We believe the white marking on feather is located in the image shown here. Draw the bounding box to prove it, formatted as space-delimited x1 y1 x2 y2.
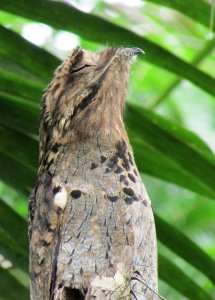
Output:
91 247 133 296
91 265 127 292
54 187 68 210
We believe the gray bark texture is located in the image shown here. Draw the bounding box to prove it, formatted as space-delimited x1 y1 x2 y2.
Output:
29 47 158 300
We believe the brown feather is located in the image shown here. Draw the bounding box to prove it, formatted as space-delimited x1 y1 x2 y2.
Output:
29 47 157 300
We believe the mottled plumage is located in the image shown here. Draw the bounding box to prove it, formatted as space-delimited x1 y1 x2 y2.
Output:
29 47 158 300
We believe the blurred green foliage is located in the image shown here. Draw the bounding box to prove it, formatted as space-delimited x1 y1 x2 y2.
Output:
0 0 215 299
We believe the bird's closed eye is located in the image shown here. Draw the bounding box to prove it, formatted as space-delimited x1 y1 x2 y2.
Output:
71 64 95 74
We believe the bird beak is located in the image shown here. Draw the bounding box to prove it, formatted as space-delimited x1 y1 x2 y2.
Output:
120 47 145 57
131 47 145 55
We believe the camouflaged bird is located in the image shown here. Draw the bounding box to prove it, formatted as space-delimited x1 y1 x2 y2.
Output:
29 47 158 300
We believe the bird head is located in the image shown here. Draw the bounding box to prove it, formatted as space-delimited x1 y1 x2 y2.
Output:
41 47 144 153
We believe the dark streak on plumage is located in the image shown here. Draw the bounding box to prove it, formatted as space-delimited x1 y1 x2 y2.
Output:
115 140 127 158
124 197 136 205
143 199 147 207
100 155 107 163
70 72 107 123
128 173 136 183
43 171 53 187
114 166 124 174
128 152 134 166
51 143 61 153
107 195 118 202
123 187 135 197
53 186 61 194
119 175 126 182
90 162 98 170
105 168 111 174
71 190 82 199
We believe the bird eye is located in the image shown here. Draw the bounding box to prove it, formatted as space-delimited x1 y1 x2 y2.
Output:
71 64 95 74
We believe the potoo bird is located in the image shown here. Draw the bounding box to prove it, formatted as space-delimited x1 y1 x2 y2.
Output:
29 47 158 300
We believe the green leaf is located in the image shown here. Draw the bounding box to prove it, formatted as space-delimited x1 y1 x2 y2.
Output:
130 137 215 198
0 199 28 253
155 214 215 284
0 266 29 300
0 126 38 171
127 103 215 199
0 69 43 102
0 154 36 195
0 199 28 273
0 91 39 136
159 254 213 300
0 25 59 83
1 2 215 96
143 0 215 31
150 37 215 109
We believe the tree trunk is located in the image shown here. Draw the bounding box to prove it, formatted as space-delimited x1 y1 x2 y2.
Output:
29 137 157 299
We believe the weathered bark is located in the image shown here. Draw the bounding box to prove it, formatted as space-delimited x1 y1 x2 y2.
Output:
29 47 158 299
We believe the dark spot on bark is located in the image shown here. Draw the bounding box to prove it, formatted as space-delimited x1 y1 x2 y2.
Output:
105 251 109 259
143 199 147 207
124 197 134 204
123 187 135 197
114 166 124 174
42 156 48 166
56 207 63 214
115 140 127 158
110 155 118 164
105 168 111 173
124 180 129 186
126 235 129 245
128 173 136 182
122 157 130 171
106 227 109 237
44 171 52 186
91 162 98 170
124 196 138 205
71 190 82 199
107 196 118 202
48 227 54 233
51 143 61 153
107 155 118 169
47 158 54 169
128 152 134 165
53 186 61 194
100 155 107 163
134 169 138 176
76 231 81 238
120 175 126 182
41 239 50 247
80 267 83 276
41 213 51 229
43 119 49 131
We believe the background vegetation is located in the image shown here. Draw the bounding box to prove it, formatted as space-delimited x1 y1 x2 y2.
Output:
0 0 215 299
